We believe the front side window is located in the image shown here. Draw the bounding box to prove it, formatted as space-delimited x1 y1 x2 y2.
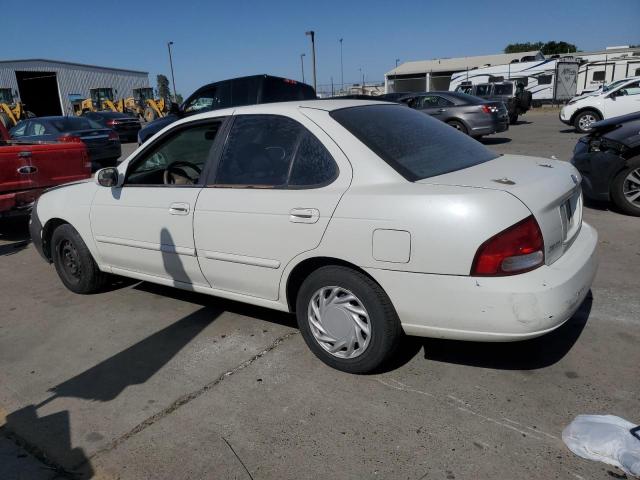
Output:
475 84 492 96
617 81 640 96
214 115 337 188
331 104 498 181
27 121 50 136
183 84 231 114
493 84 514 95
126 121 222 186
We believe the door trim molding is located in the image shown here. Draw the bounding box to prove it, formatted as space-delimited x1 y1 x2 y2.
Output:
95 235 196 256
200 249 281 269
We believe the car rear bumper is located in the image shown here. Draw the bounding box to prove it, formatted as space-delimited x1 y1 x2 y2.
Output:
367 222 598 341
0 189 44 217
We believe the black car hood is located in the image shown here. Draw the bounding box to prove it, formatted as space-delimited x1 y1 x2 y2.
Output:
590 111 640 134
590 113 640 149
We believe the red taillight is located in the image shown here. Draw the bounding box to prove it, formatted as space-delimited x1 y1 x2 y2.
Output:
108 131 119 141
57 134 83 143
471 216 544 276
105 119 117 126
283 78 298 84
481 104 498 114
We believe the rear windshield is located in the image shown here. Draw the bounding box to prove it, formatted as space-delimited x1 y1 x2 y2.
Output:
50 117 102 132
493 84 514 95
330 105 498 181
262 77 316 103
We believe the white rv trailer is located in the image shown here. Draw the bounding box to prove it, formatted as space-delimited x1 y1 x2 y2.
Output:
571 47 640 94
449 58 580 102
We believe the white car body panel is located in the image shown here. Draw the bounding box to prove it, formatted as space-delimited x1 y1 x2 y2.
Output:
32 100 599 342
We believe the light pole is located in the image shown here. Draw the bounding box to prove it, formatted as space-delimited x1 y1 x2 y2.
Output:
305 30 317 92
167 41 177 103
395 58 400 68
359 67 365 94
300 53 306 83
339 38 344 91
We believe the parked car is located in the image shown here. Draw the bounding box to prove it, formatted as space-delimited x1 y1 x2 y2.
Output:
10 116 121 171
0 121 90 216
454 81 532 124
137 74 317 143
380 91 509 138
571 111 640 216
560 76 640 133
30 100 597 373
81 111 141 143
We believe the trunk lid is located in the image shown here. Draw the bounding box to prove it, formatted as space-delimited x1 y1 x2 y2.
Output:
417 154 583 264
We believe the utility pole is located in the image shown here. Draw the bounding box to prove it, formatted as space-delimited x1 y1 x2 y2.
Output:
167 41 177 103
339 38 344 92
300 53 306 83
395 58 400 68
359 68 365 94
305 31 317 92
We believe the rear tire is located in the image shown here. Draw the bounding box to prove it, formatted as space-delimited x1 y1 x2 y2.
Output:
51 224 108 294
295 266 403 374
610 156 640 216
509 112 519 124
144 107 158 123
574 110 601 133
447 120 468 135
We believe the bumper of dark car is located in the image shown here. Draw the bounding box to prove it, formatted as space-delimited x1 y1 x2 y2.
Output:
571 140 626 201
470 117 509 136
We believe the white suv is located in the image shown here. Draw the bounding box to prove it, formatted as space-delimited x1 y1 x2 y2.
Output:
561 77 640 133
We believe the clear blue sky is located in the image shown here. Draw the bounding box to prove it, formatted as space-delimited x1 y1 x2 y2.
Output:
7 0 640 97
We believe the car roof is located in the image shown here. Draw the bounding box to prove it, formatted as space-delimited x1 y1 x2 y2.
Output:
186 99 393 120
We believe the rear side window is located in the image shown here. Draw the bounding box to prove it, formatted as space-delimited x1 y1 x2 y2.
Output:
214 114 337 187
493 84 513 95
331 105 498 181
261 77 316 103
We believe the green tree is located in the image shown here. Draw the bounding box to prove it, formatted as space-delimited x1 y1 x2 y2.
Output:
504 41 577 55
156 74 171 102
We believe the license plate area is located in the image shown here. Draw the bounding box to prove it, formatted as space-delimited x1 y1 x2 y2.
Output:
561 188 582 247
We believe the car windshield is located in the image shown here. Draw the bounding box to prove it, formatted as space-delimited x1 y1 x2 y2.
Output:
331 104 499 181
49 117 103 132
602 79 629 92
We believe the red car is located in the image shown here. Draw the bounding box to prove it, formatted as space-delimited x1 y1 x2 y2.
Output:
0 122 91 216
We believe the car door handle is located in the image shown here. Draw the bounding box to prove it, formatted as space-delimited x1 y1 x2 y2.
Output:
437 108 447 113
290 208 320 224
17 166 38 175
169 202 190 215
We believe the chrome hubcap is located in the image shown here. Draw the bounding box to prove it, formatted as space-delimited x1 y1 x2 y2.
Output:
307 286 371 359
623 168 640 207
578 114 596 131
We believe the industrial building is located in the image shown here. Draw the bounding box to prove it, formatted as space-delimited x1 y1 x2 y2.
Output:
385 50 544 93
0 59 149 117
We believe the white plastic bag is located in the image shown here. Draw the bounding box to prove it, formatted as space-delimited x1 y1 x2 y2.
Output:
563 414 640 477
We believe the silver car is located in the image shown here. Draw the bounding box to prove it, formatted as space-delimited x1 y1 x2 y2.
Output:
381 91 509 139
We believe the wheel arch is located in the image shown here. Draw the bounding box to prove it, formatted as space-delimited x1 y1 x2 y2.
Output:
284 256 381 312
570 107 603 125
41 217 71 261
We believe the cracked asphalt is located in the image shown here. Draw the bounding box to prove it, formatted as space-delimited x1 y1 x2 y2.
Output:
1 109 639 480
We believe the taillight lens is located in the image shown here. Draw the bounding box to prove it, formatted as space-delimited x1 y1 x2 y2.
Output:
108 131 119 141
471 216 544 276
481 104 498 114
106 119 116 127
57 134 83 143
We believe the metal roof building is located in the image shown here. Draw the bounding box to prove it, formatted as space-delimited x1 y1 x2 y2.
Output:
0 59 149 116
385 50 544 93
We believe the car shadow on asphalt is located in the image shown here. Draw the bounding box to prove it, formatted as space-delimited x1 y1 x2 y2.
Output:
419 294 592 370
0 217 30 257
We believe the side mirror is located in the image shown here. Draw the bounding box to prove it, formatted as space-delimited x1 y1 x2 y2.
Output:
169 102 180 115
96 167 120 187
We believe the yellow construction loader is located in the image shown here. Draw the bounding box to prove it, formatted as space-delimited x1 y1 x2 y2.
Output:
131 87 167 122
74 87 117 115
0 88 34 127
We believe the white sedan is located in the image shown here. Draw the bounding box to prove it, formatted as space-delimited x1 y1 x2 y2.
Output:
30 100 598 373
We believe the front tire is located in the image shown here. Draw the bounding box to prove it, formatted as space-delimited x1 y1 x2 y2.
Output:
574 110 601 133
610 156 640 216
295 266 402 374
51 224 108 294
